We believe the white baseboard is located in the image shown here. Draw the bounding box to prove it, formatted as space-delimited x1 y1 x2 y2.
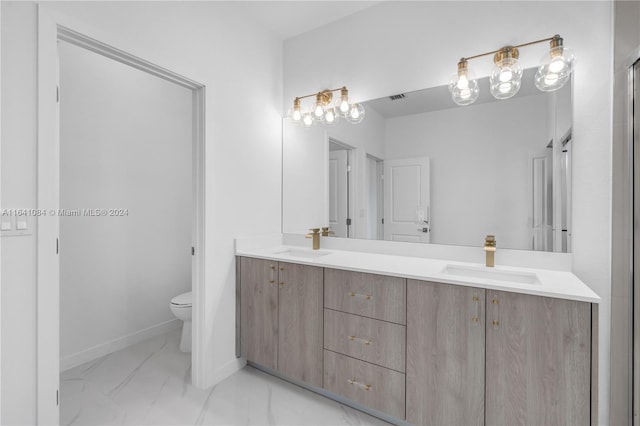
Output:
195 358 247 390
61 319 182 372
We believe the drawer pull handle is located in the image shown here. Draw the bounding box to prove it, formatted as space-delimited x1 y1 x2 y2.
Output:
347 379 372 391
348 335 372 345
348 291 373 300
269 280 275 285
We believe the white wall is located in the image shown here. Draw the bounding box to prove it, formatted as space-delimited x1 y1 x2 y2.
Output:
385 94 549 249
59 41 192 367
1 2 37 424
1 1 282 423
283 106 385 237
284 2 613 424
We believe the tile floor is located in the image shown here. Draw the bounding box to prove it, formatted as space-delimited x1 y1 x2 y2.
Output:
61 329 390 425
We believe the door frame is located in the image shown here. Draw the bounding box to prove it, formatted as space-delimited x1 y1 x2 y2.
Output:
37 12 206 424
632 47 640 426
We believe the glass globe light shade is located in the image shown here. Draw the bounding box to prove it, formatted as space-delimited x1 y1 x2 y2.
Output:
311 101 325 121
346 103 365 124
489 57 522 99
302 113 314 128
534 46 574 92
334 87 351 117
449 69 479 106
322 107 340 126
287 106 304 124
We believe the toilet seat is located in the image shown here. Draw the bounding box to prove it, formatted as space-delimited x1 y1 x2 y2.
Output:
170 291 192 307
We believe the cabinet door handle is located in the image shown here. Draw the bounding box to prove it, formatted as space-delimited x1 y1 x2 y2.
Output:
348 335 372 345
471 293 480 324
491 295 500 328
269 264 276 285
347 379 372 391
279 281 285 287
348 291 373 300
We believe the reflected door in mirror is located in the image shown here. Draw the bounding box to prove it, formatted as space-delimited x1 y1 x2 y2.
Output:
383 157 430 243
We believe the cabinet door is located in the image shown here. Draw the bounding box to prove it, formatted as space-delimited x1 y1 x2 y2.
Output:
486 291 591 426
278 262 324 387
240 257 278 370
406 280 485 426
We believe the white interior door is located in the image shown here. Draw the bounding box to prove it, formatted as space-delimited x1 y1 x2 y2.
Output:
383 157 430 243
329 149 348 237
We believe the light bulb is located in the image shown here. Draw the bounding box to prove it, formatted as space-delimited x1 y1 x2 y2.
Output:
287 98 303 123
322 107 339 126
489 48 522 100
449 59 479 106
334 87 351 116
549 57 566 73
457 74 469 90
535 38 574 92
498 68 513 82
302 113 313 127
346 103 365 124
313 103 324 119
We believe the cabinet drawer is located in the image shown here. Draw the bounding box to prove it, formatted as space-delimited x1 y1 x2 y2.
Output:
323 350 405 419
324 309 406 372
324 269 406 324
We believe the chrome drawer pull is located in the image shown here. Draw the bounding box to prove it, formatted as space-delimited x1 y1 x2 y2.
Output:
347 291 373 300
348 335 372 345
347 378 372 391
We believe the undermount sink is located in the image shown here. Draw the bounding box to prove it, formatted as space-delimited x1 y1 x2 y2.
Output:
277 248 332 259
441 264 540 285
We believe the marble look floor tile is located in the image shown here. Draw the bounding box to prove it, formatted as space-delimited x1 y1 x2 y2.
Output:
61 329 390 426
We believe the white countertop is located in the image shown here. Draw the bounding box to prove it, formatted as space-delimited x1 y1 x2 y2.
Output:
236 244 601 304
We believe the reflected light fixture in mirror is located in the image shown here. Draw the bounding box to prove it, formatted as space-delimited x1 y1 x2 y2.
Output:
449 34 574 106
288 86 365 126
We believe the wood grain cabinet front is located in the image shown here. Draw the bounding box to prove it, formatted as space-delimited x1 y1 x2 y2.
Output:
324 268 406 324
324 309 406 372
406 280 485 426
239 257 323 387
485 290 591 426
323 350 406 420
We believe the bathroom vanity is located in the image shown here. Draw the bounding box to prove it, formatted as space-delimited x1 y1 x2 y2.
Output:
235 244 599 425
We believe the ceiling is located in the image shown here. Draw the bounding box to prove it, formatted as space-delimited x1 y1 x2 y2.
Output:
235 1 381 40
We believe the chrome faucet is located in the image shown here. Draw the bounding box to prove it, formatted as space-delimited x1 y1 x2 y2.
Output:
484 235 496 267
306 228 321 250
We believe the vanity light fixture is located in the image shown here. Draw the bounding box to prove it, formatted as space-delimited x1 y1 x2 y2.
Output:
449 35 574 106
288 86 365 127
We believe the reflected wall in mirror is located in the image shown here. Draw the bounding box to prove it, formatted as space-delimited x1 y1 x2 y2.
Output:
283 68 572 252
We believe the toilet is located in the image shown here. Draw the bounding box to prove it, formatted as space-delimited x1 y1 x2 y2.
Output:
170 291 192 352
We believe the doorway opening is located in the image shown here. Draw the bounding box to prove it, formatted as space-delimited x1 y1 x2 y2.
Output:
37 23 205 423
366 154 384 240
328 139 354 238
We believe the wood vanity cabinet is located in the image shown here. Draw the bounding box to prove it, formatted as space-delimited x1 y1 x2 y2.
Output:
323 269 407 419
406 280 592 426
239 257 594 425
485 290 591 426
406 280 485 426
239 257 323 387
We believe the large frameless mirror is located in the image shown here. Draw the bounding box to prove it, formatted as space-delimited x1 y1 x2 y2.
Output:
282 68 572 252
